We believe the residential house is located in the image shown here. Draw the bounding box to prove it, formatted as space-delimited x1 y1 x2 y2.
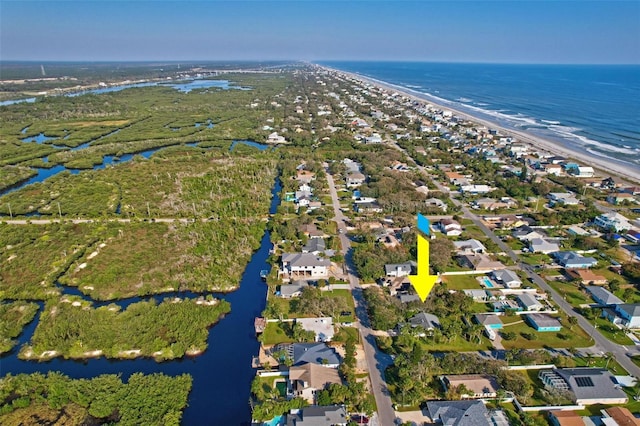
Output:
548 411 587 426
296 318 335 342
602 177 625 190
385 262 413 277
567 269 607 286
398 293 421 304
346 172 366 187
483 214 528 230
492 299 522 312
458 254 506 272
445 171 469 186
438 218 462 236
513 225 547 241
426 400 492 426
286 405 348 426
298 224 325 239
425 198 448 212
302 238 326 255
623 186 640 196
573 166 595 178
441 374 500 399
353 201 382 214
539 368 627 405
364 133 382 144
525 313 562 332
460 184 495 195
454 239 487 254
408 312 441 333
603 304 640 329
544 164 564 176
288 363 342 404
464 289 492 302
517 293 545 311
607 192 636 205
474 314 503 330
625 230 640 244
268 132 286 143
279 280 309 298
567 225 591 237
275 343 341 368
529 238 560 254
548 192 580 207
586 286 623 306
601 407 640 425
296 170 315 184
491 269 522 288
594 212 633 232
553 252 598 269
473 197 517 211
281 253 330 279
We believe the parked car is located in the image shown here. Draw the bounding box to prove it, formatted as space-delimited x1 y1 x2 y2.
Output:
351 414 369 425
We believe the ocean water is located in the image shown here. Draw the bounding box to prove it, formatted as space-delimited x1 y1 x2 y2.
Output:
321 62 640 167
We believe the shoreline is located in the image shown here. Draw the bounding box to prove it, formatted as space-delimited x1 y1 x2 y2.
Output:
319 65 640 185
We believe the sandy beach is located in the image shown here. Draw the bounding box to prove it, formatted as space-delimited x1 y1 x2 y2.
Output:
321 65 640 185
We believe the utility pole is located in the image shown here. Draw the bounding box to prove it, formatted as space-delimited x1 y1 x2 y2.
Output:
147 202 151 218
57 202 62 220
8 203 12 219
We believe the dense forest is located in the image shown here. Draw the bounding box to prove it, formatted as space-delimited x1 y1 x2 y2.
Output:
0 372 192 425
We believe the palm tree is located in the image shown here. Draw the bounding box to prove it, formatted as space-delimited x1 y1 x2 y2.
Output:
604 352 615 369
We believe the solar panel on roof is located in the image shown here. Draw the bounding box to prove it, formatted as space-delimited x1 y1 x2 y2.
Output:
575 376 594 387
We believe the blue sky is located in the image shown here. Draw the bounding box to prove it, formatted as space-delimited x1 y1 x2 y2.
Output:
2 1 639 64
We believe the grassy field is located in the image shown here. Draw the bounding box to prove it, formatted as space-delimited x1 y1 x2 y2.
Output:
0 222 100 300
546 279 591 307
500 313 593 349
441 274 485 290
260 322 295 345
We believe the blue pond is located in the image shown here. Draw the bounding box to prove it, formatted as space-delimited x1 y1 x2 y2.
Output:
230 140 270 151
21 132 58 144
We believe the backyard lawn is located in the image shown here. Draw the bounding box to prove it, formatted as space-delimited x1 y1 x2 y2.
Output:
500 314 592 350
441 274 485 291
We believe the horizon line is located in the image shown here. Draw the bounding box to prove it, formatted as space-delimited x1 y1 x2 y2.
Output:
1 59 639 67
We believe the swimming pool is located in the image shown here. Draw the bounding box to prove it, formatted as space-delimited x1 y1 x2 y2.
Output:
263 415 284 426
481 277 495 288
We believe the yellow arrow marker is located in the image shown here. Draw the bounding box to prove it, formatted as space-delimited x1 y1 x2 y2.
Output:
409 234 439 302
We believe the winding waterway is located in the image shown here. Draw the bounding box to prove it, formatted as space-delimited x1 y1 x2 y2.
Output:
2 177 280 425
3 78 275 424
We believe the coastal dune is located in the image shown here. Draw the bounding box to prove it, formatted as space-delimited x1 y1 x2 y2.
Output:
321 65 640 185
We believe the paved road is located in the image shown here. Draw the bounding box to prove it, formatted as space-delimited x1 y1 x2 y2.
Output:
325 171 397 426
391 142 640 378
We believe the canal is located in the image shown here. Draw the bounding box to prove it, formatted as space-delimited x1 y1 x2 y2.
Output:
2 177 281 425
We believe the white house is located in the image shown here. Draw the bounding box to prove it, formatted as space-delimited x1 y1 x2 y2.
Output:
517 293 544 311
491 269 522 288
346 172 366 187
594 212 633 232
460 184 494 195
548 192 580 207
281 253 330 279
267 132 286 143
385 262 413 277
574 166 595 178
296 317 335 342
529 238 560 254
438 219 462 236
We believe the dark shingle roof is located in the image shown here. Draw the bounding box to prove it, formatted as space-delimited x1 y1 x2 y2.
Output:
427 400 490 426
